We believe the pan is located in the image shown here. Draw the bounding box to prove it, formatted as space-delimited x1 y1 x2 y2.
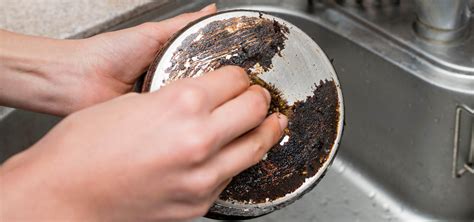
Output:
141 10 344 219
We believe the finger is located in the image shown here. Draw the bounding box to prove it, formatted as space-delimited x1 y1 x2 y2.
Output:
209 178 232 202
139 4 217 44
191 66 250 109
209 84 271 147
205 113 288 182
163 178 230 220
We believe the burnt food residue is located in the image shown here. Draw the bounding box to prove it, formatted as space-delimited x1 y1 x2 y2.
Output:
220 80 340 203
166 15 292 118
163 14 340 204
165 16 288 80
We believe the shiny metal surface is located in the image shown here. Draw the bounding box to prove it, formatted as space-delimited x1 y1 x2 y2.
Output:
1 0 474 221
144 10 344 218
330 0 474 77
414 0 470 30
413 0 471 42
453 104 474 178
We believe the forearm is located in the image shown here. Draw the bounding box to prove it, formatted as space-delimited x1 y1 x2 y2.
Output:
0 30 84 116
0 147 95 222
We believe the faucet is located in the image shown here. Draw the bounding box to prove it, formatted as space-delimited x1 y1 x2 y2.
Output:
413 0 472 42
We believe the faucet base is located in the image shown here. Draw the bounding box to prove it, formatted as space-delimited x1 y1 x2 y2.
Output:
414 18 470 43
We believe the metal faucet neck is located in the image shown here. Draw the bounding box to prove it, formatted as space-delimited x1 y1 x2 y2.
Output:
413 0 471 42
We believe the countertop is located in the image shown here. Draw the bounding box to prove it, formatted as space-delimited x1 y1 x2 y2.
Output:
0 0 169 39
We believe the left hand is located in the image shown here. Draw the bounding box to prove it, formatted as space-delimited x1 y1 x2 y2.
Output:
0 4 216 115
75 4 217 112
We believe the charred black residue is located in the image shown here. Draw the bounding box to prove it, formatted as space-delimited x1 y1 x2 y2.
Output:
165 16 289 82
220 80 340 203
250 75 292 117
161 14 340 205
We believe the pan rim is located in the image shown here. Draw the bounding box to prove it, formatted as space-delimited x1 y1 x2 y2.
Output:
141 9 345 218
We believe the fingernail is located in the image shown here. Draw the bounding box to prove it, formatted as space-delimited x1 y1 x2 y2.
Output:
200 3 216 12
262 88 271 104
277 114 288 130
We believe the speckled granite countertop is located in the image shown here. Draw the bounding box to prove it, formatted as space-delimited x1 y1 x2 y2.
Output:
0 0 170 39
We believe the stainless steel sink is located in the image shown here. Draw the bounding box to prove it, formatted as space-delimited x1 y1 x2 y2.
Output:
1 0 473 221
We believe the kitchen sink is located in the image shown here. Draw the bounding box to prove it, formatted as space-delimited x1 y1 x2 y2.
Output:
1 0 473 221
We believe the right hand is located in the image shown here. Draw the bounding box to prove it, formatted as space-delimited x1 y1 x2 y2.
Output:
0 66 288 222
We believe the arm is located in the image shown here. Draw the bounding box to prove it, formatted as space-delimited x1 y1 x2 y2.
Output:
0 30 84 114
0 4 216 116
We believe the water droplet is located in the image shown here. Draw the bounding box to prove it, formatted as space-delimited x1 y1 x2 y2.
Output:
368 191 376 199
320 198 328 206
434 118 439 123
337 164 346 173
407 103 413 109
341 186 347 192
344 199 350 205
383 203 390 212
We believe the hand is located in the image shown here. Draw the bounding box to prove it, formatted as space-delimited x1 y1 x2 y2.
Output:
73 4 217 113
0 66 288 222
0 4 216 115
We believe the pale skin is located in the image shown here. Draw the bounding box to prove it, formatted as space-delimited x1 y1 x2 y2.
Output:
0 4 288 222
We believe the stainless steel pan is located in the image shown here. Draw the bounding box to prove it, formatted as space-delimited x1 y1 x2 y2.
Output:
142 10 344 219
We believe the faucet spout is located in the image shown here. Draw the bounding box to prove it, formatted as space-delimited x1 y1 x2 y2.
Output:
413 0 471 42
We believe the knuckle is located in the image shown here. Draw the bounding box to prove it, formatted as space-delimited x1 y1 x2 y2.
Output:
187 171 218 197
184 134 214 162
176 86 207 112
195 171 219 192
225 66 248 78
187 132 214 150
233 70 250 88
189 148 208 163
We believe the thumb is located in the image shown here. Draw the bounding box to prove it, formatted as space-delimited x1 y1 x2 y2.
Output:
135 4 217 45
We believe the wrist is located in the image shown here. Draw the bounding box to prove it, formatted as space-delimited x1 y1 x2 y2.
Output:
0 30 85 115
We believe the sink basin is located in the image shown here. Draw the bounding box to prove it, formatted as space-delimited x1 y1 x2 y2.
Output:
1 0 473 221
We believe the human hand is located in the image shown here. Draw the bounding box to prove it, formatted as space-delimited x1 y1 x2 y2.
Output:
0 66 288 221
73 4 217 113
0 4 216 115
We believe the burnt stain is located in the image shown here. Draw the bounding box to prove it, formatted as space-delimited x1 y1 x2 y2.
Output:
249 75 293 117
161 15 340 204
166 15 292 119
165 16 289 81
220 80 340 203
